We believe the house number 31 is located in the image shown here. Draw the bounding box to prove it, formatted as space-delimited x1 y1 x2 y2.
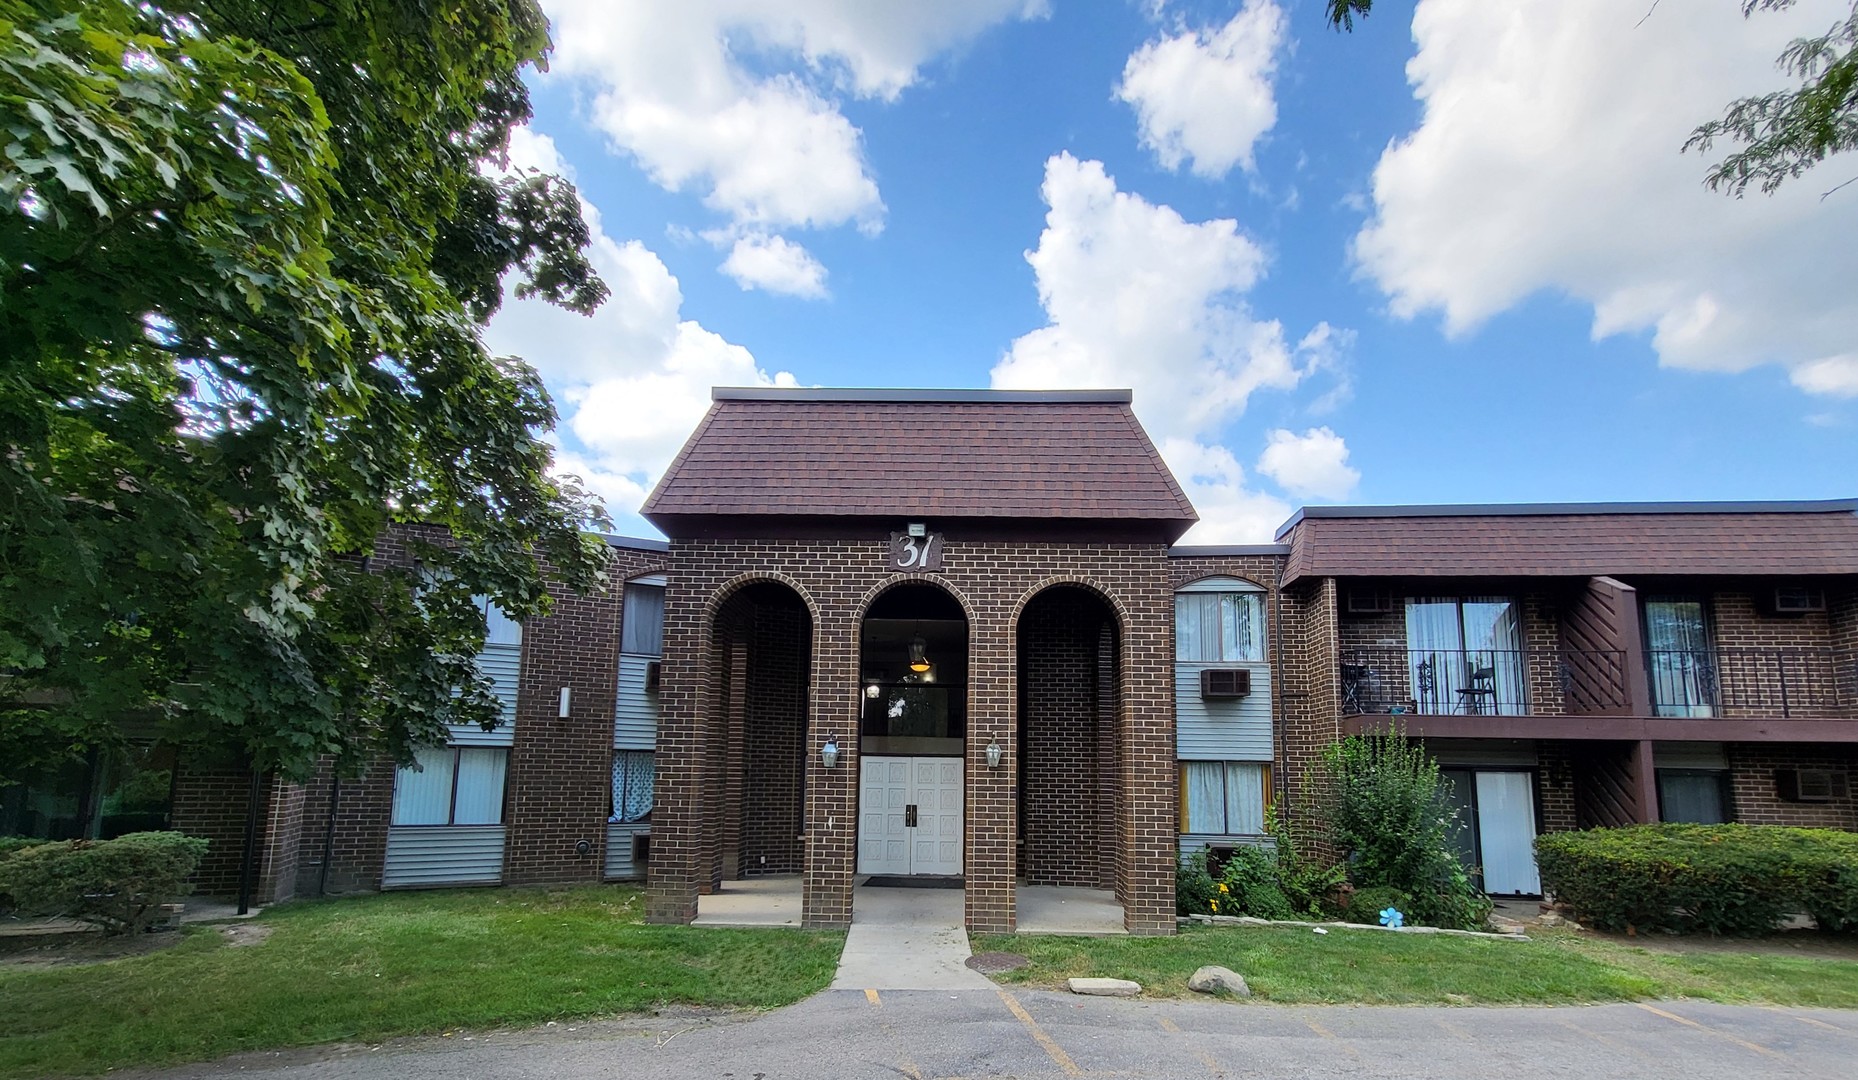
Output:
889 532 944 571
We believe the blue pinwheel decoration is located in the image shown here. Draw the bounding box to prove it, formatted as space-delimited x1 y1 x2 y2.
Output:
1379 907 1405 929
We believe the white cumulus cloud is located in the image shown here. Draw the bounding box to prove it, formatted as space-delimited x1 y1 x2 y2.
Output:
1354 0 1858 396
1117 0 1287 177
483 133 798 530
992 153 1352 542
719 233 831 298
541 1 1044 253
1256 427 1360 500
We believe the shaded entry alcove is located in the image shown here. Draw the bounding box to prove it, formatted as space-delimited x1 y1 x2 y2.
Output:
707 581 811 885
1017 585 1123 892
857 583 969 878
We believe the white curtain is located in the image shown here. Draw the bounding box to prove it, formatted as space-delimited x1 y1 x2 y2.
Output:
621 584 666 656
1224 763 1266 835
1183 761 1266 834
1405 600 1466 713
1184 762 1226 832
1175 593 1264 662
452 749 507 825
391 746 455 826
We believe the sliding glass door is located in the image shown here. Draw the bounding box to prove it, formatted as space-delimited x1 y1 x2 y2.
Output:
1405 597 1528 715
1645 598 1714 718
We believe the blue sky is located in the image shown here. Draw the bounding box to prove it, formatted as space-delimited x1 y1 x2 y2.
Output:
484 0 1857 542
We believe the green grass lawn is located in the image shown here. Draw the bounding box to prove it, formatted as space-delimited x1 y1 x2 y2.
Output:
0 886 843 1080
973 924 1858 1008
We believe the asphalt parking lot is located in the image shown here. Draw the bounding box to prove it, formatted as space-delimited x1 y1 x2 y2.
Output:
139 988 1858 1080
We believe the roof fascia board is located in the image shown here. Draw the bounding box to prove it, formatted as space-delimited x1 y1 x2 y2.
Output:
710 386 1133 404
1275 498 1858 539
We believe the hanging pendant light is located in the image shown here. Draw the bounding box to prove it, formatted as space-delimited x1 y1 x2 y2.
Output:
908 634 931 673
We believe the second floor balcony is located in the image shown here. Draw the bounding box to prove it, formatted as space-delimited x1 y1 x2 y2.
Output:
1341 646 1858 721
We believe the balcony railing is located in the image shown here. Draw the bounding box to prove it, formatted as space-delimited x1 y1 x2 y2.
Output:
1649 647 1857 719
1340 646 1858 719
1340 648 1534 716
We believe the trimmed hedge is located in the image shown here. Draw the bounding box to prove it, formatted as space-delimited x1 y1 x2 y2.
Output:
0 831 208 934
1536 824 1858 936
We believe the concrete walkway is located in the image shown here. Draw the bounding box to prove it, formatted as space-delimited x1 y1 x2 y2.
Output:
828 885 994 991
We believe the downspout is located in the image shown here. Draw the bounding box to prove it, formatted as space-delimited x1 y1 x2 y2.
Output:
237 761 262 916
1271 570 1286 810
316 772 341 898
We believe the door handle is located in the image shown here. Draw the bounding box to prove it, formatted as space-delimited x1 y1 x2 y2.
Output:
905 804 917 828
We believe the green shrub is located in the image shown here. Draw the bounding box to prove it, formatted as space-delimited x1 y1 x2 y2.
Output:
1321 730 1489 930
1177 850 1219 916
1263 803 1346 918
1344 885 1411 925
1217 845 1297 920
0 831 208 934
0 836 49 914
1536 824 1858 936
0 836 48 858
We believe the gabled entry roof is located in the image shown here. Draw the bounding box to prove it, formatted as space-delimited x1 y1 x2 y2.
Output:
642 388 1198 538
1275 499 1858 583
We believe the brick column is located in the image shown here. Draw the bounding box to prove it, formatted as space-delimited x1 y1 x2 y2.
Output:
966 609 1016 933
645 569 705 924
802 599 857 929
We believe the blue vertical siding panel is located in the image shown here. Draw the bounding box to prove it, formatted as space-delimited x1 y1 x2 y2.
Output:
613 654 659 750
1174 662 1273 760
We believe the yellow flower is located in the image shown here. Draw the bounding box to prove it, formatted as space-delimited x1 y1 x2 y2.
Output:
1209 900 1219 912
1218 884 1229 893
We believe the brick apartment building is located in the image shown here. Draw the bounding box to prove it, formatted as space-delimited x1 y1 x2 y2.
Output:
8 388 1855 932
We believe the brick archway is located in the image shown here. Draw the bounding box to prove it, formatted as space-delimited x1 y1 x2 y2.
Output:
1013 583 1127 903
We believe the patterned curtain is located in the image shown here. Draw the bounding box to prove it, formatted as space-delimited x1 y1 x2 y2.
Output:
611 752 655 823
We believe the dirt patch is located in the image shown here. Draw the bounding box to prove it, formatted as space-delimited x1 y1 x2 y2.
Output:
218 922 274 948
0 928 185 969
966 951 1030 974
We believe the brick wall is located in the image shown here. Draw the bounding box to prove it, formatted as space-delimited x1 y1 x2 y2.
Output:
1726 744 1858 829
502 547 669 886
647 537 1176 934
1535 744 1577 833
1708 589 1842 719
170 759 306 903
291 758 394 895
1018 587 1117 888
738 597 809 877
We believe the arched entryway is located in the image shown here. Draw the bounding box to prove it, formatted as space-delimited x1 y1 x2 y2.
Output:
1017 585 1124 901
855 582 969 882
705 580 812 888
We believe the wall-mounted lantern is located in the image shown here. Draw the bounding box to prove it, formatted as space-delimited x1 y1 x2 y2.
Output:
821 736 840 769
985 740 1003 769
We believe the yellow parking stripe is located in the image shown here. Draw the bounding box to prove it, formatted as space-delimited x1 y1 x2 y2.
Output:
1636 1003 1780 1057
996 989 1083 1077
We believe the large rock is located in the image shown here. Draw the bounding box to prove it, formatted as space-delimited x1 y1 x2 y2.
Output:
1067 977 1141 997
1187 966 1251 997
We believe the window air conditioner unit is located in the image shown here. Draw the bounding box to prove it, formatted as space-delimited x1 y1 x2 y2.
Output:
1775 768 1848 803
1346 589 1393 615
1200 668 1251 699
1771 585 1827 614
644 660 662 692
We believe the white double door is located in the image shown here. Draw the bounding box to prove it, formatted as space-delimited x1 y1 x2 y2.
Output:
857 756 963 877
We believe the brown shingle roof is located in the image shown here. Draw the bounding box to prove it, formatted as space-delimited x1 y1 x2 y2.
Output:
641 388 1196 532
1277 501 1858 583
